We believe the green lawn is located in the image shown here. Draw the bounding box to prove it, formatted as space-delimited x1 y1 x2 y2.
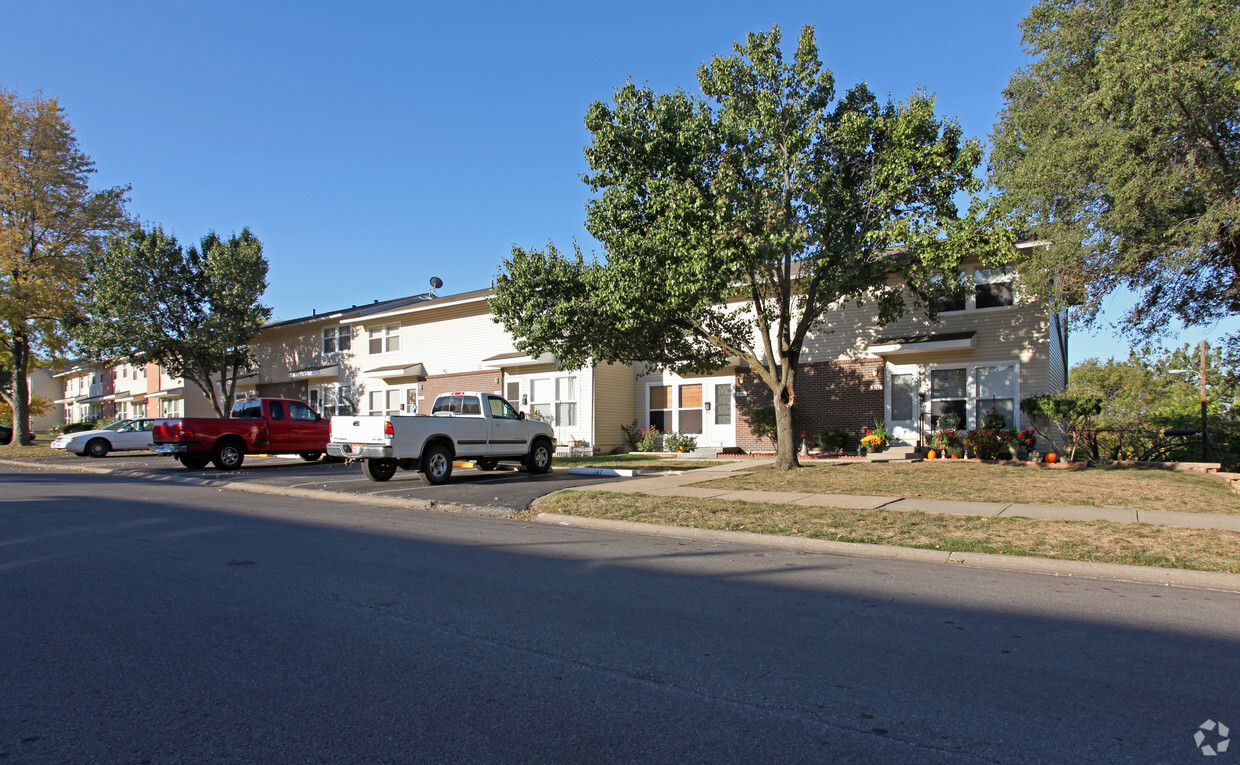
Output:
693 461 1240 515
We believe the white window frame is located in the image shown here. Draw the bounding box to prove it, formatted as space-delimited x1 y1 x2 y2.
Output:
323 326 351 355
367 323 400 355
555 376 577 428
973 267 1016 311
925 361 1021 431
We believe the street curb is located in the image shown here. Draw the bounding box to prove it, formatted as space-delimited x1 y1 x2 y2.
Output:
0 458 469 515
532 511 1240 593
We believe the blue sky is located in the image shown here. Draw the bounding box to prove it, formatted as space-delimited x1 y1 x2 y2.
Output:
3 0 1232 364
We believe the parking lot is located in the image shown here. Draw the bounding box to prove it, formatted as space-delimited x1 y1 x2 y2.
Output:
11 451 629 515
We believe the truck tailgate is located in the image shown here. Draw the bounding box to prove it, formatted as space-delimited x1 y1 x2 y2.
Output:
329 415 389 445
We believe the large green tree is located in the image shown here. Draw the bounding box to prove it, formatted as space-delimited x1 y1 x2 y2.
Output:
491 25 998 468
990 0 1240 342
79 224 271 417
0 88 128 444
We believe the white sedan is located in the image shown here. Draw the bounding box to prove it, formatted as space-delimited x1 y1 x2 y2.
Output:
50 418 158 458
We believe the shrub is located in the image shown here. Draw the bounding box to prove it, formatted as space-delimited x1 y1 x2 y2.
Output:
61 421 100 434
749 405 799 445
637 427 662 452
964 428 1005 460
620 420 642 451
816 429 847 454
664 432 698 451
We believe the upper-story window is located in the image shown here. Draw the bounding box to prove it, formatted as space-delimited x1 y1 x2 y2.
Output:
974 268 1015 309
323 326 351 354
368 323 400 354
935 267 1015 313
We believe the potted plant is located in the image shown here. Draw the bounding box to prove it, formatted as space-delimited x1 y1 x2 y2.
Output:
860 420 890 454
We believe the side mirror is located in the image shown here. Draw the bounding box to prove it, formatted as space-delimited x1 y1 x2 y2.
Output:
518 411 526 420
315 412 322 421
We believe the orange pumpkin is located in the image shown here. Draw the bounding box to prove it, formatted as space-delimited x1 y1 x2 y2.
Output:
926 449 937 459
1045 452 1059 464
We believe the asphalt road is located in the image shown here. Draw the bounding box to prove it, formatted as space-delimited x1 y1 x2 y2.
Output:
2 464 1238 763
19 451 627 514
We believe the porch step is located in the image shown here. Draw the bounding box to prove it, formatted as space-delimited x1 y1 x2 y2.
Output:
866 446 922 463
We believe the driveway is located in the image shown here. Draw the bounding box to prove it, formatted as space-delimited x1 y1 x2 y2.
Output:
13 452 628 514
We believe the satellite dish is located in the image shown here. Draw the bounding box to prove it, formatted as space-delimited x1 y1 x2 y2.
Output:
430 277 443 290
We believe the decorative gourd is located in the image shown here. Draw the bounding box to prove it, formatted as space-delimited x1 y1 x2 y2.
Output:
926 449 937 460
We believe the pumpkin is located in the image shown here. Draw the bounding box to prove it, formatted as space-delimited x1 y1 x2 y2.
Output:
1045 452 1059 464
926 449 937 459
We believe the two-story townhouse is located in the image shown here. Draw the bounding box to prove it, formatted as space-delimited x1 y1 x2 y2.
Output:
634 242 1067 453
338 288 634 454
23 367 65 431
52 363 109 424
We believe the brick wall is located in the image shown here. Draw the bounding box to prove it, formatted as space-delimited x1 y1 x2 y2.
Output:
419 370 505 410
735 359 885 453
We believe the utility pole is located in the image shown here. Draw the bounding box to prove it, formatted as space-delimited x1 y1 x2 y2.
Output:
1200 340 1209 461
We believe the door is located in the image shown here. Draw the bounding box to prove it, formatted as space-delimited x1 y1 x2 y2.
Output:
886 366 921 445
485 394 527 457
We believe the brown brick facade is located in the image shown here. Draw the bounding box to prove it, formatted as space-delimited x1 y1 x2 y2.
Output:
417 370 505 411
735 359 885 453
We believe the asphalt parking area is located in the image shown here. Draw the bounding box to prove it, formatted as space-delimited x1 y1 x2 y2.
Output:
17 451 627 514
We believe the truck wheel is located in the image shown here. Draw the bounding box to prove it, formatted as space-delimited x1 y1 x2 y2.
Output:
420 443 453 485
86 438 110 458
211 439 246 470
524 438 553 474
299 451 323 462
362 458 397 482
475 458 498 471
178 454 210 470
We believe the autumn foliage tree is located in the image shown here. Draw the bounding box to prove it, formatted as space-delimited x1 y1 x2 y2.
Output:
0 88 128 444
491 25 997 468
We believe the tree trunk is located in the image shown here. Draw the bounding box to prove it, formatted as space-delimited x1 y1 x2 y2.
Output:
11 334 32 446
772 395 800 470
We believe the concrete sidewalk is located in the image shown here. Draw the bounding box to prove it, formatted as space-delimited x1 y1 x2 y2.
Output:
590 458 1240 531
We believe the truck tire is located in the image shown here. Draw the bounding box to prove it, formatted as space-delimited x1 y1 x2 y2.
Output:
299 451 323 462
524 438 553 474
86 438 110 458
362 458 397 482
420 443 453 485
475 458 499 471
211 439 246 470
178 454 210 470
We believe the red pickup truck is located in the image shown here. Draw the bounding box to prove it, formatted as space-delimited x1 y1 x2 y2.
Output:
153 397 331 470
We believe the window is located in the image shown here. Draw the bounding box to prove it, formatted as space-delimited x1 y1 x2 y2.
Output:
678 384 703 434
555 376 577 428
289 401 317 421
432 395 482 415
975 365 1016 427
930 368 967 429
323 326 351 354
232 400 263 419
529 378 553 422
975 268 1015 309
714 383 732 426
891 373 917 421
368 389 401 416
368 323 400 354
506 382 520 405
649 385 671 430
488 396 519 420
932 271 968 313
269 401 285 420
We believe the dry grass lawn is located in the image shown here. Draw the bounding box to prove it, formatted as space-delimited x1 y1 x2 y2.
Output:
696 461 1240 515
555 454 730 470
0 443 74 461
538 491 1240 573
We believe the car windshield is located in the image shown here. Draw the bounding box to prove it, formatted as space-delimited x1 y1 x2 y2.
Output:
101 420 132 432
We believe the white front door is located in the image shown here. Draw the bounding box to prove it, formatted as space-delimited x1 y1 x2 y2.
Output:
886 365 921 445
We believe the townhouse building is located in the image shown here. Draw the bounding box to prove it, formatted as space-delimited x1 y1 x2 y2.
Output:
49 242 1066 453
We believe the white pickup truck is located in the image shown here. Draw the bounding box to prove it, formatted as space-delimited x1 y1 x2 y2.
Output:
326 391 556 484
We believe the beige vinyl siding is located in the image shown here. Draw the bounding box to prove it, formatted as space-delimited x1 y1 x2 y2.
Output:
353 301 516 378
591 363 635 453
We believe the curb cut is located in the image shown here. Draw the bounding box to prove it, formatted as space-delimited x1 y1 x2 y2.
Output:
0 458 468 515
532 511 1240 593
